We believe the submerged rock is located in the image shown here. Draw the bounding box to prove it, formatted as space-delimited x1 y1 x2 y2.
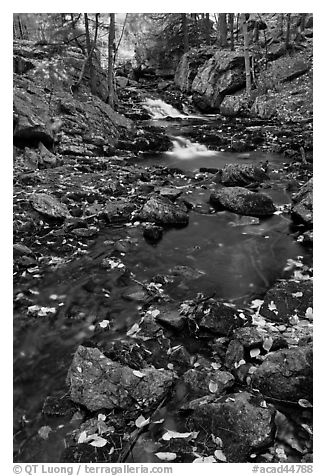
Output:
143 224 163 243
210 186 276 217
251 345 313 401
186 391 275 462
31 193 71 219
138 195 189 227
67 345 174 412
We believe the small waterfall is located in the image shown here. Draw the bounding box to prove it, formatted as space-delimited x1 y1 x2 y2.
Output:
166 136 216 159
143 98 186 119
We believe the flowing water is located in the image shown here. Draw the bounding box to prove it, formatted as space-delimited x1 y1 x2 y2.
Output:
14 98 312 462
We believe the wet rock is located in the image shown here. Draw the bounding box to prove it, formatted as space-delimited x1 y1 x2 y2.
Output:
186 391 275 462
31 193 71 219
233 327 264 348
115 76 129 88
292 178 313 227
71 227 98 238
169 265 204 280
13 243 33 256
138 195 189 227
67 345 174 412
192 51 246 112
157 187 182 200
251 345 313 401
220 164 269 187
260 280 313 323
42 395 77 417
143 224 163 243
122 284 148 303
302 230 313 246
196 301 247 336
225 339 245 370
210 186 276 217
156 307 185 330
103 199 135 224
182 368 234 399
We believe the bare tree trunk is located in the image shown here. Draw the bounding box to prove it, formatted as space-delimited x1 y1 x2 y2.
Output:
205 13 211 44
114 13 128 63
278 13 284 38
236 13 240 41
229 13 234 50
241 13 251 95
219 13 227 47
182 13 189 52
107 13 116 108
73 14 99 94
285 13 291 48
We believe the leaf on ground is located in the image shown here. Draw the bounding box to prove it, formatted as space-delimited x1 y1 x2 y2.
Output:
193 456 217 463
127 323 140 336
298 399 313 408
155 452 177 461
162 430 198 441
211 362 221 370
89 436 108 447
250 348 261 358
263 336 273 352
268 301 278 313
292 292 303 298
99 320 110 329
135 415 150 428
214 449 227 462
250 299 264 309
209 381 218 393
305 307 313 320
133 370 145 378
77 430 88 444
289 314 299 325
38 426 52 440
97 413 106 421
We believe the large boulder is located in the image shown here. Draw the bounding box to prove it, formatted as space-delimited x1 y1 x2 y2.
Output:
291 178 313 228
260 280 313 323
210 186 276 217
219 163 269 187
138 195 189 227
251 345 313 402
13 40 133 156
195 301 247 336
67 345 174 412
186 391 275 462
191 51 246 112
174 47 215 93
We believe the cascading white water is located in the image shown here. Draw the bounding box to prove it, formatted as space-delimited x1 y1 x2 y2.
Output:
166 136 216 159
143 98 186 119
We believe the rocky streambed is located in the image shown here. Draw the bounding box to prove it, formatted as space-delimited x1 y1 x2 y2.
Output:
13 44 313 463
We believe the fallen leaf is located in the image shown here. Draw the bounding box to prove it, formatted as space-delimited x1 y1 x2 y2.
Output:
133 370 145 378
209 381 218 393
292 292 303 298
298 399 313 408
135 415 150 428
162 430 198 441
263 336 273 352
250 348 261 358
155 452 177 461
89 436 108 447
214 449 227 462
99 320 110 329
193 456 216 463
305 307 313 320
38 426 52 440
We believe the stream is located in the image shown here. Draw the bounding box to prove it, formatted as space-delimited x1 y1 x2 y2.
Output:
14 99 312 462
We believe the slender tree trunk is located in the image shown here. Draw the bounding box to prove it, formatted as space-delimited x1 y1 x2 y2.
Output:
229 13 234 50
236 13 240 41
84 13 99 94
114 13 128 63
205 13 211 44
107 13 116 108
219 13 227 47
285 13 291 48
241 13 251 95
182 13 189 52
278 13 284 38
